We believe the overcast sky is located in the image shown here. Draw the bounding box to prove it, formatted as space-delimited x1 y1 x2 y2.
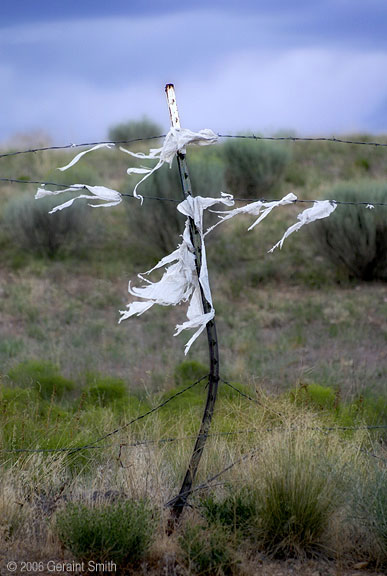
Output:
1 0 387 143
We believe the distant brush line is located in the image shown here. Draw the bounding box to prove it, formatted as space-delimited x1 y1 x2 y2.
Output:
1 178 387 207
2 133 387 160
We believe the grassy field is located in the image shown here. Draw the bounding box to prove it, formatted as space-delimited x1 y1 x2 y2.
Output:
0 133 386 573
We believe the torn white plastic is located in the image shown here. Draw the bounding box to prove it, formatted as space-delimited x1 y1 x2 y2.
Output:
366 204 375 210
120 127 218 200
35 184 122 213
58 143 115 171
269 200 337 252
119 194 232 355
206 192 297 235
177 192 234 306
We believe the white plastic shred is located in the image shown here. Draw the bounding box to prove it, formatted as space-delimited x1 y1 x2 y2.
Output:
120 127 218 201
58 143 115 171
366 204 375 209
269 200 337 252
35 184 122 213
206 192 297 235
119 194 233 355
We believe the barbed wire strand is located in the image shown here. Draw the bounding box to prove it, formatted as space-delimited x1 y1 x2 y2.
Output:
166 427 387 507
4 421 385 457
118 423 386 455
0 374 209 456
218 134 387 147
2 133 387 161
221 378 284 419
1 177 387 207
0 135 166 160
166 448 259 507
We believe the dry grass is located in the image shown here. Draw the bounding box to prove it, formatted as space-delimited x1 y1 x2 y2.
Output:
1 400 385 573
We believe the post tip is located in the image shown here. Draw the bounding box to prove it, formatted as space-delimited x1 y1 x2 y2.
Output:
165 83 175 92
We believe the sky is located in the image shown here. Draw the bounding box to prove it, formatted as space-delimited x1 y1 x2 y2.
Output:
1 0 387 144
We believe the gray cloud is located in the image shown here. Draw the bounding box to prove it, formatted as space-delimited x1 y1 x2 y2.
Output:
1 4 387 142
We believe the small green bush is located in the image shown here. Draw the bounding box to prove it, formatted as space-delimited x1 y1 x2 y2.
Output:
84 374 128 408
108 116 163 142
174 360 208 387
56 500 154 566
3 193 90 258
201 486 257 534
0 386 40 414
291 383 337 412
222 139 290 199
313 180 387 280
254 442 337 557
179 524 236 575
291 383 386 426
8 360 74 400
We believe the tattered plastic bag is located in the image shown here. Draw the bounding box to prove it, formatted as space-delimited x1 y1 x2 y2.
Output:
120 127 219 201
269 200 337 252
207 192 297 234
119 193 233 354
35 184 122 213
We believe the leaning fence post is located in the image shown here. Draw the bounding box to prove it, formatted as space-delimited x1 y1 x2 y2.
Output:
165 84 220 528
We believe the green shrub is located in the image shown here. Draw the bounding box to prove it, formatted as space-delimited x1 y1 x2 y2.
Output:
254 442 337 557
108 116 163 142
313 180 387 280
291 383 337 412
222 139 290 199
84 374 128 408
8 360 74 400
179 524 236 575
174 360 208 387
0 386 40 414
56 500 154 566
3 192 90 258
201 486 257 534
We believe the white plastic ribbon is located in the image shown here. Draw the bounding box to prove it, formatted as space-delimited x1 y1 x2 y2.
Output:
58 143 115 171
366 204 375 210
269 200 337 252
119 194 232 355
177 192 234 306
35 184 122 213
120 127 218 201
206 192 297 235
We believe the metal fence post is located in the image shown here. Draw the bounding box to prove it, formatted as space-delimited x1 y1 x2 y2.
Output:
165 84 220 528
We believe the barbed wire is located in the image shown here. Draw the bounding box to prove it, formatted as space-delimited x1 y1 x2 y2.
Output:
2 133 387 162
3 420 385 457
166 425 387 507
166 448 259 507
0 135 166 160
1 177 387 207
218 134 387 147
0 374 209 456
221 378 284 418
118 423 386 451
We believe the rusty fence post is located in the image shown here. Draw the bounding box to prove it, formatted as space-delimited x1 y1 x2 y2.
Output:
165 84 220 528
